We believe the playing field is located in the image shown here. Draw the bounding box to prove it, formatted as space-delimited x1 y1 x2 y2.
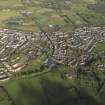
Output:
95 42 105 52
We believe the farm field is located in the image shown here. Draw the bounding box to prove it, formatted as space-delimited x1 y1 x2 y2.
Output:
0 0 105 32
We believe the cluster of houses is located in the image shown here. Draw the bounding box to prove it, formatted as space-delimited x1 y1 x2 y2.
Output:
0 67 9 81
0 26 105 81
49 27 105 65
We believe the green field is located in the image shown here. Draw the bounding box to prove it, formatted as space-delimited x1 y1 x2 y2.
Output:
95 42 105 52
5 70 103 105
0 0 105 32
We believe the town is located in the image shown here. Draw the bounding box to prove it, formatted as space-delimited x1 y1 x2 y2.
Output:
0 26 105 81
0 0 105 105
